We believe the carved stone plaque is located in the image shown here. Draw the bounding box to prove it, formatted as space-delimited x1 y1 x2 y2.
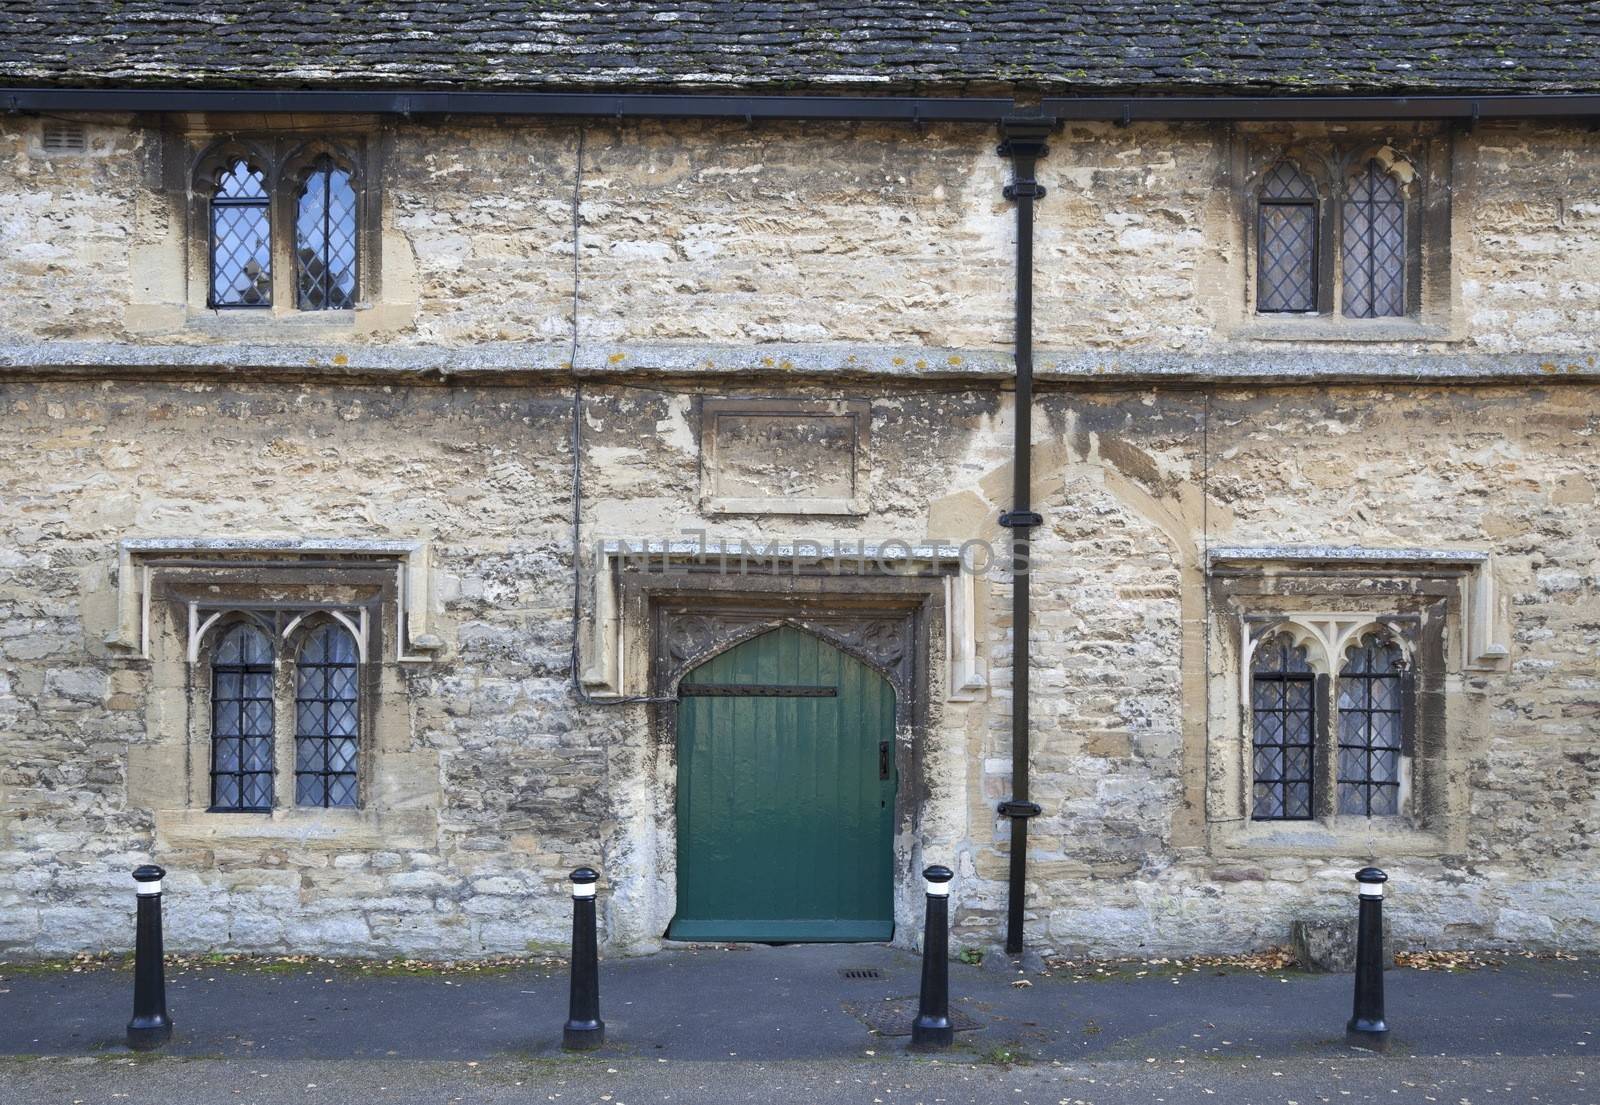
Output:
700 399 869 516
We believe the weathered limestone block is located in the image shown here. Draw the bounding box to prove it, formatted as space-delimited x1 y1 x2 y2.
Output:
1291 918 1394 972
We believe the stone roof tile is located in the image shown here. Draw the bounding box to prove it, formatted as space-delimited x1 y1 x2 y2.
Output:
1 1 1598 95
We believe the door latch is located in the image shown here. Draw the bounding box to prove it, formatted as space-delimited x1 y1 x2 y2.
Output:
879 741 891 780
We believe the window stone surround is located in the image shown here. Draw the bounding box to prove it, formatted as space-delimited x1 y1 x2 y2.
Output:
1227 122 1458 341
1203 546 1503 860
107 538 446 857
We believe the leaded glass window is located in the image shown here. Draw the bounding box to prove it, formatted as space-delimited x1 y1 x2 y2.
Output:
295 624 359 808
209 161 272 308
211 625 275 811
1337 635 1404 816
1257 163 1318 313
1250 632 1316 820
1341 161 1405 318
294 156 358 310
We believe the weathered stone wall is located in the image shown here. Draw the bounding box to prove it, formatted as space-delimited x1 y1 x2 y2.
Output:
0 110 1597 959
4 116 1600 355
0 375 1595 957
999 386 1599 955
0 383 583 954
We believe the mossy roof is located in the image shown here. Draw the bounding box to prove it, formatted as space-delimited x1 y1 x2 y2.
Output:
2 1 1598 96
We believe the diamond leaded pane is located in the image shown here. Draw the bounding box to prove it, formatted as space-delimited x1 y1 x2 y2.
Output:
1336 633 1406 816
327 775 358 808
294 624 360 808
211 625 274 811
1257 163 1318 314
1259 203 1316 312
295 157 358 311
1252 782 1283 820
1249 631 1316 821
1261 161 1317 201
1342 161 1405 319
210 161 271 308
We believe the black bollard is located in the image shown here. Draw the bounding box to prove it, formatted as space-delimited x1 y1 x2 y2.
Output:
910 864 955 1052
562 866 605 1051
1346 866 1390 1052
126 864 172 1051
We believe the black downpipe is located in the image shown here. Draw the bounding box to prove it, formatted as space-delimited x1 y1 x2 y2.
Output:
997 119 1052 956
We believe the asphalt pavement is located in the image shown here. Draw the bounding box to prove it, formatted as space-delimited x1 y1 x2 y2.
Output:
0 943 1592 1104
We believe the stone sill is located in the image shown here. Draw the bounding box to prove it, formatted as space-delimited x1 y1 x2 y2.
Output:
1210 820 1450 859
154 807 435 851
1229 318 1453 344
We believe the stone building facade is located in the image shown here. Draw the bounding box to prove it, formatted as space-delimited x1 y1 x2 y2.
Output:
0 4 1596 959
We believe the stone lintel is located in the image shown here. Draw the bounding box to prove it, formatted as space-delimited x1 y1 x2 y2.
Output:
112 536 438 662
1207 545 1508 671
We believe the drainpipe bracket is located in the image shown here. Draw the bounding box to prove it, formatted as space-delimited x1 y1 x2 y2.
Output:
1002 181 1047 201
998 510 1043 529
996 117 1055 157
998 800 1043 819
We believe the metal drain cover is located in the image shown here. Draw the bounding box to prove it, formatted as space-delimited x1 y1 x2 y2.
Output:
838 967 885 980
843 997 983 1037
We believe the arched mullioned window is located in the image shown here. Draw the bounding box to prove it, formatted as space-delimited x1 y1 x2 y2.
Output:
211 624 275 811
1337 634 1405 816
294 155 358 311
1341 160 1406 318
1257 162 1318 314
1250 631 1317 821
209 160 272 308
294 624 360 808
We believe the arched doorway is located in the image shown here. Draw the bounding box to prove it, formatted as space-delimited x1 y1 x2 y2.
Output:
667 625 898 942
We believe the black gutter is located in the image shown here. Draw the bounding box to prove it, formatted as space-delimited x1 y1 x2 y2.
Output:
5 87 1600 122
996 119 1051 956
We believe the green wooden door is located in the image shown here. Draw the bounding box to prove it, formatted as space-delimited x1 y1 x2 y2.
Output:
669 626 897 942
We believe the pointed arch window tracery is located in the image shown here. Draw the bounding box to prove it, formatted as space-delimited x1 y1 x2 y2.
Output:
1342 160 1407 318
294 623 361 808
1249 631 1317 820
294 154 358 311
1337 633 1406 816
1257 162 1319 314
210 624 275 811
208 160 272 308
198 606 367 813
1248 622 1414 823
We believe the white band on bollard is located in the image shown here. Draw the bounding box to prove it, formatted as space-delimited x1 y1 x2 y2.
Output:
925 881 950 897
1359 884 1384 898
136 880 162 897
572 882 597 898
